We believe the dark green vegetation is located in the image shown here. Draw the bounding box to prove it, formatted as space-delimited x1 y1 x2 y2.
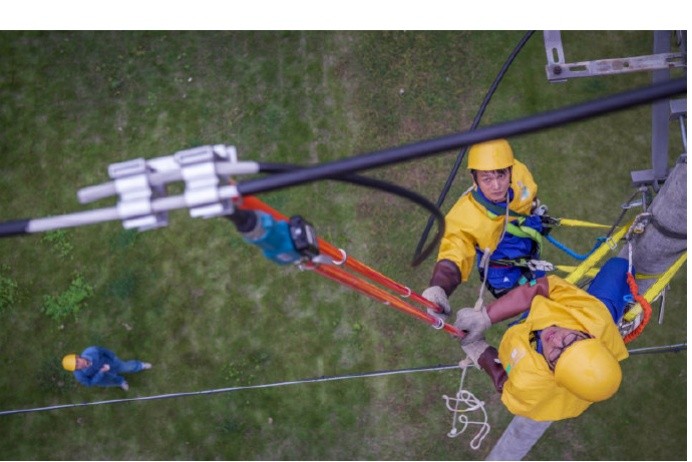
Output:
0 31 686 460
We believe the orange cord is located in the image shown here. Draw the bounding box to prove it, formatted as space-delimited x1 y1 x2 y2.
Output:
623 272 652 344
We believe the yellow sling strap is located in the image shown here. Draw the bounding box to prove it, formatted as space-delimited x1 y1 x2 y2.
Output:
558 218 612 229
565 220 632 285
555 265 600 278
623 251 687 321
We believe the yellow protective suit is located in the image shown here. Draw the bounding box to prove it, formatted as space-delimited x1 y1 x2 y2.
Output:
437 159 538 282
498 275 629 421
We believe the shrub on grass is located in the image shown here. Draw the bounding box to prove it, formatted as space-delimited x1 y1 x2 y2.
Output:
42 230 74 259
41 274 94 322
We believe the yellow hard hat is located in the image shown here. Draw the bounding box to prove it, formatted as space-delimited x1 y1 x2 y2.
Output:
62 354 78 372
467 139 515 171
554 338 622 402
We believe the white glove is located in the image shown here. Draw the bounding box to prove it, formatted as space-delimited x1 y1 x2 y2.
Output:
461 338 489 369
455 306 491 345
422 286 451 321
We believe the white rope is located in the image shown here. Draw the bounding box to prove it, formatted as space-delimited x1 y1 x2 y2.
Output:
474 248 491 311
0 364 459 417
623 212 654 276
0 343 684 417
442 362 491 450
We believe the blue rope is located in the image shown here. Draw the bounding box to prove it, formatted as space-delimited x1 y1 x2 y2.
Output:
546 234 604 261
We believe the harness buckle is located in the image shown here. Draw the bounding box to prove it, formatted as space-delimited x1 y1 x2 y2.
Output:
540 215 560 227
605 236 618 250
527 259 554 272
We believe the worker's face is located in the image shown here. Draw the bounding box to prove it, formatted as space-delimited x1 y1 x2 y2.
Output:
540 325 591 370
74 356 91 370
474 168 511 203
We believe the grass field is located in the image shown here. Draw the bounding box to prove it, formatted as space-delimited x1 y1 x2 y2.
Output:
0 31 686 460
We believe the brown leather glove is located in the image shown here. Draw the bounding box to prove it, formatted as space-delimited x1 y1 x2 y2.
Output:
429 259 462 296
477 345 508 393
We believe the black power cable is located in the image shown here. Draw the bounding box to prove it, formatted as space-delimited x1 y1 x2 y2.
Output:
257 163 445 266
0 79 685 240
413 31 535 263
236 78 686 197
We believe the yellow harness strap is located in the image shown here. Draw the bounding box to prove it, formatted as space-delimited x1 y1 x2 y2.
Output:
623 251 687 321
565 220 632 285
555 265 600 278
558 218 612 229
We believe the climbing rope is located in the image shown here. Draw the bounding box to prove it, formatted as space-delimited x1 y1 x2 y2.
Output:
0 363 459 417
442 362 491 450
475 247 493 311
1 342 684 455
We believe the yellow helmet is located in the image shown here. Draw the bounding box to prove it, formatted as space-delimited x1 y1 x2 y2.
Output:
467 139 515 171
62 354 78 372
554 338 622 402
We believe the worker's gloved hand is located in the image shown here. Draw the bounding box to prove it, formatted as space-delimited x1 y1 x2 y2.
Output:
422 286 451 321
461 339 508 394
461 338 489 366
454 306 491 344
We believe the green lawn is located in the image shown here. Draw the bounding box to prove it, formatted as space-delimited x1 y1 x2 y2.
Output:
0 31 686 460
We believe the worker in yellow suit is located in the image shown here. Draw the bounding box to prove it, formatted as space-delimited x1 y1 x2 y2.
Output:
455 257 631 421
422 139 547 320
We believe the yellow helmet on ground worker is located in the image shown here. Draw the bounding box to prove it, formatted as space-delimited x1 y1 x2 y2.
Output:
468 139 515 171
62 354 78 372
554 338 622 402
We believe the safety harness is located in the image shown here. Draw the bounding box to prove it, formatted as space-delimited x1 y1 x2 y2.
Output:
470 189 553 274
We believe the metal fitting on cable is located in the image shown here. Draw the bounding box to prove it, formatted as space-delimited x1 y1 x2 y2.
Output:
108 158 168 231
177 145 236 219
90 144 256 232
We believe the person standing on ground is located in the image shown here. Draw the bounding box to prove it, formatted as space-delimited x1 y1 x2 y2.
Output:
62 346 152 391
